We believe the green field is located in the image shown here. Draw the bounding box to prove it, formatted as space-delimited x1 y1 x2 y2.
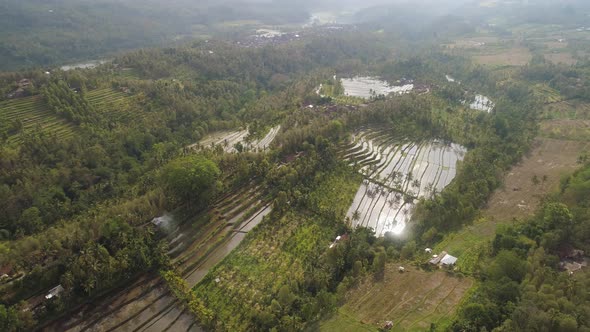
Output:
320 265 473 332
317 309 379 332
532 83 562 104
0 88 147 143
85 88 146 122
0 95 77 142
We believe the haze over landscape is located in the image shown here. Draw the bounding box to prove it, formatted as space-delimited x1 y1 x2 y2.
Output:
1 0 590 331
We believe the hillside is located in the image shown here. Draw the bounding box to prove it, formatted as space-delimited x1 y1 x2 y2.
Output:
0 0 309 70
1 2 590 332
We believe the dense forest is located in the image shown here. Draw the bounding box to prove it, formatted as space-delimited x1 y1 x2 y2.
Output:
0 0 309 70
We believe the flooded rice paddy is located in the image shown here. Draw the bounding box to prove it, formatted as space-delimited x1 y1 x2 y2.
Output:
47 185 272 332
341 77 414 99
341 129 466 236
191 125 280 153
469 94 495 112
60 60 107 71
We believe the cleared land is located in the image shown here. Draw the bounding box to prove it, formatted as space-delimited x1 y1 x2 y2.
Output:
484 137 590 222
545 52 577 65
541 101 590 141
445 36 500 49
541 119 590 141
473 46 532 66
321 265 473 332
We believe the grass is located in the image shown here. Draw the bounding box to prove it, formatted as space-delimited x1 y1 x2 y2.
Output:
115 68 142 79
433 217 495 274
545 52 577 65
472 46 532 66
317 309 379 332
435 136 590 274
321 265 474 332
542 100 590 120
540 119 590 141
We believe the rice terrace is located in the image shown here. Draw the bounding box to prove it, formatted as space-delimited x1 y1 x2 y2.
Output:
2 1 590 332
341 129 466 236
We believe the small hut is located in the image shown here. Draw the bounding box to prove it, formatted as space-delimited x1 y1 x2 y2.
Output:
45 285 64 300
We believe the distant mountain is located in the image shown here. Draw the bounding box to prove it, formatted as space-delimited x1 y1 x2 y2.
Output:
0 0 309 71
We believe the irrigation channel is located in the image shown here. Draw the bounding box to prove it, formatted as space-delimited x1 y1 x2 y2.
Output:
340 129 466 236
44 185 272 332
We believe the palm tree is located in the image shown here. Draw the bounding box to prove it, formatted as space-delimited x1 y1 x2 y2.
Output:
352 210 361 222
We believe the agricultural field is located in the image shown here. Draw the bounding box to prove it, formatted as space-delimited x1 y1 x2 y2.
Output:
544 52 577 65
444 33 533 67
341 77 414 99
320 265 473 332
444 36 501 49
472 46 532 66
48 183 271 332
532 84 563 104
114 67 142 79
340 129 466 236
542 100 590 120
434 137 590 274
0 95 77 143
541 101 590 140
192 125 281 153
191 169 362 332
85 88 147 122
541 119 590 141
468 94 495 112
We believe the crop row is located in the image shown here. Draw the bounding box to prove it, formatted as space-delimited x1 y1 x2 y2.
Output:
64 183 271 331
86 88 147 121
0 96 77 142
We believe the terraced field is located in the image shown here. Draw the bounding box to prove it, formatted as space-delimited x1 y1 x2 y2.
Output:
341 77 414 99
115 68 142 79
47 184 272 332
85 88 145 121
0 96 77 142
340 129 466 236
532 84 562 104
468 94 495 113
192 125 281 153
321 265 473 332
